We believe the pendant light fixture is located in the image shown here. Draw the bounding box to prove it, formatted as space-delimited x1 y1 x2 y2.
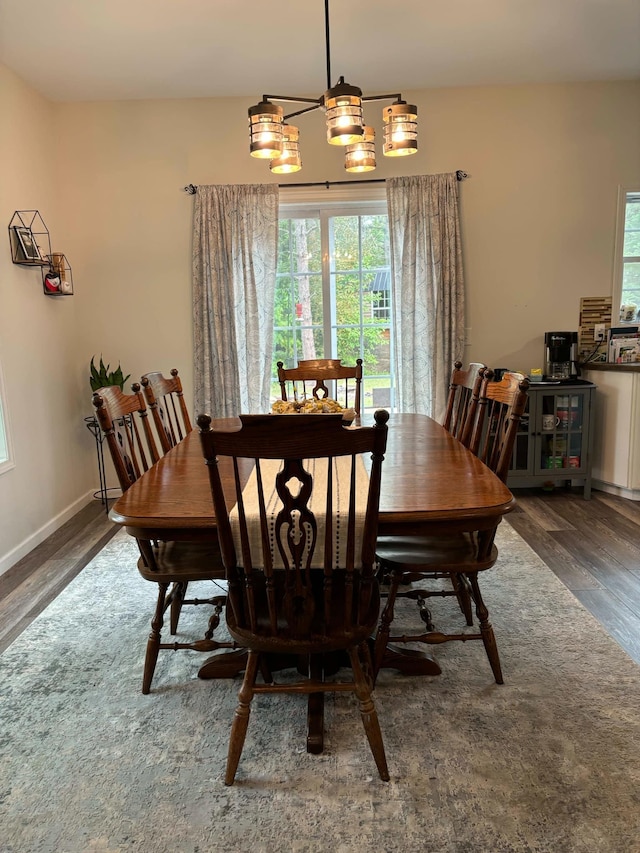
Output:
269 125 302 174
247 0 418 175
345 126 376 172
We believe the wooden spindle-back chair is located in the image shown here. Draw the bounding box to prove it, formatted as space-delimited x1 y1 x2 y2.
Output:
141 368 192 454
93 385 229 693
277 358 363 414
198 409 390 784
374 371 529 684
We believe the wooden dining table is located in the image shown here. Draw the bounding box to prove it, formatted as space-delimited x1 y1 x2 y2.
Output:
111 411 514 657
110 412 515 749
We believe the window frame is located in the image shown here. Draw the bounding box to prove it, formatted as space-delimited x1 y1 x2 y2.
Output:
612 186 640 324
0 359 15 475
277 187 395 411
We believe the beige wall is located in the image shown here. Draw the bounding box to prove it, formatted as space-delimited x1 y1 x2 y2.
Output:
0 65 96 572
1 69 639 570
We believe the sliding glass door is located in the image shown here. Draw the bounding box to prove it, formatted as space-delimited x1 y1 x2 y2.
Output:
273 204 395 412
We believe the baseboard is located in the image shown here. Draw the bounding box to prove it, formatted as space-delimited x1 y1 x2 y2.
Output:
592 479 640 502
0 490 96 576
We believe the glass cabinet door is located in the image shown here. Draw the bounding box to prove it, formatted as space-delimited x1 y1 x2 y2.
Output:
539 391 585 473
511 398 531 473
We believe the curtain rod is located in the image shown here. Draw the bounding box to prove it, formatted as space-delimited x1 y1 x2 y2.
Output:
183 171 468 194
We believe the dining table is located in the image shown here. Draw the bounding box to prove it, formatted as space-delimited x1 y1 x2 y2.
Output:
109 412 515 751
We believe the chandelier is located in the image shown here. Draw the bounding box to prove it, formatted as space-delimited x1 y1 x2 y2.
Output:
247 0 418 175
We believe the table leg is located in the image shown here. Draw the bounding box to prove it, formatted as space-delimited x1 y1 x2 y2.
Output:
379 644 441 676
198 648 248 679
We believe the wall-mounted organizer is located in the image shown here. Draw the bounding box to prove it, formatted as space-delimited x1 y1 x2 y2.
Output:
8 210 74 296
8 210 51 265
42 252 74 296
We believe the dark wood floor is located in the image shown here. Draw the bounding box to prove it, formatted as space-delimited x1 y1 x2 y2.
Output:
0 499 118 654
2 487 640 665
507 486 640 665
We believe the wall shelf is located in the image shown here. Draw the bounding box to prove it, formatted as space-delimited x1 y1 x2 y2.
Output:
8 210 51 266
42 252 74 296
8 210 74 296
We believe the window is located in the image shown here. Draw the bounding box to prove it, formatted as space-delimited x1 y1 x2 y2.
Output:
0 361 14 474
614 190 640 323
273 199 395 411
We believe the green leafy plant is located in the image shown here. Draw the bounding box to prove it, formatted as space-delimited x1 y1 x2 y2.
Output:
89 356 130 392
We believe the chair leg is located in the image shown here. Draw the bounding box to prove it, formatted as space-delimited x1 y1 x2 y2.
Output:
467 572 503 684
451 573 474 626
225 650 260 786
142 581 169 695
169 581 187 635
349 643 390 782
373 568 401 680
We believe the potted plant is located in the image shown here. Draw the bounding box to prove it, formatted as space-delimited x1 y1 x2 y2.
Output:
89 356 131 392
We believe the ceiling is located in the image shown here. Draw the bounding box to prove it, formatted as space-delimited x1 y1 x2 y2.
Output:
0 0 639 103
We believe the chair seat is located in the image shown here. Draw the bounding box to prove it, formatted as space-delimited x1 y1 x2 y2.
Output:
376 534 498 574
137 540 225 583
225 571 380 655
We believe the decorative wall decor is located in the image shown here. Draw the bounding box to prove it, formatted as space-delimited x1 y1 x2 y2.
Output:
8 210 50 265
42 252 73 296
8 210 74 296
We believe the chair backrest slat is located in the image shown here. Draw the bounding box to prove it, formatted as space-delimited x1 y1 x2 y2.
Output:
442 361 487 447
141 369 192 454
93 384 160 492
198 410 389 640
469 370 529 483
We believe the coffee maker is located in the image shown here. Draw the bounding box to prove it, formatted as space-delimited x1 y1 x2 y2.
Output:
544 331 579 380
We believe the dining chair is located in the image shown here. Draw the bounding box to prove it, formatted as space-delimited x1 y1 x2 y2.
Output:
141 368 192 454
277 358 363 414
198 409 390 784
442 361 487 447
374 370 529 684
93 385 230 694
418 360 489 624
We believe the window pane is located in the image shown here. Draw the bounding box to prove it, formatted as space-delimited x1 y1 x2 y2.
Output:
333 217 358 271
623 199 640 257
622 261 640 309
361 215 391 267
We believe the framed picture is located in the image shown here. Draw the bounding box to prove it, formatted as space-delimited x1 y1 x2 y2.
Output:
13 226 42 262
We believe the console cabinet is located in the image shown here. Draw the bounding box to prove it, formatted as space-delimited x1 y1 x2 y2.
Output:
508 380 596 499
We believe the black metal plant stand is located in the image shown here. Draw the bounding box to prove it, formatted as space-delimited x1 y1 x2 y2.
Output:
84 416 121 514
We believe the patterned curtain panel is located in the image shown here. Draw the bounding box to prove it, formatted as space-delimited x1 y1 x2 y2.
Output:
192 184 279 418
386 173 465 418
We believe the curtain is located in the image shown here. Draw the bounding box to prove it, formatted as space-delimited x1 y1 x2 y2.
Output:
386 173 465 419
192 184 279 418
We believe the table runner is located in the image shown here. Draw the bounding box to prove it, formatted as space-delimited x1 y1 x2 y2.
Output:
229 454 370 570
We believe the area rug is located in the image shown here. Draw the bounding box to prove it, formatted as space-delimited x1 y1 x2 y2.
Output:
1 523 639 853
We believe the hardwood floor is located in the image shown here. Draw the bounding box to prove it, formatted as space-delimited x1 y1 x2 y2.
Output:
2 487 640 666
0 499 118 654
508 486 640 665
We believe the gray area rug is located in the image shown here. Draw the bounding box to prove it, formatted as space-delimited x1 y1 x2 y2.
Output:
1 523 639 853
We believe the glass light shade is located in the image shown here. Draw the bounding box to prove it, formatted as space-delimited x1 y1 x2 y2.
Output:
325 78 364 145
248 101 284 159
344 126 376 172
382 102 418 157
269 125 302 174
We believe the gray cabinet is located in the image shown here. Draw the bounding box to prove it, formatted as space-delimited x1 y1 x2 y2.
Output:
508 380 596 499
